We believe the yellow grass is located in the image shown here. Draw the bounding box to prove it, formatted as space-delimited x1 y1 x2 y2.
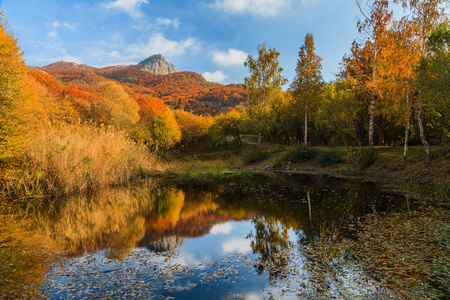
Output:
4 122 159 197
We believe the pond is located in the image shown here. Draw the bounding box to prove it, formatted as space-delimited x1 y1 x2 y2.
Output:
13 174 450 299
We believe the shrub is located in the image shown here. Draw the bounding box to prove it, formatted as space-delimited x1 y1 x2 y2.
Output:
317 150 344 167
4 123 156 197
359 149 377 168
284 146 318 163
243 149 271 164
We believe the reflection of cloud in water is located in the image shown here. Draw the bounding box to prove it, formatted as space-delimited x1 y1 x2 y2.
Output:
173 252 206 267
244 292 267 300
210 223 234 235
222 239 251 254
245 285 299 300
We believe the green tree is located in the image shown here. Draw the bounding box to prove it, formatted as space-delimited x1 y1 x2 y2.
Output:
417 22 450 145
394 0 448 159
244 44 288 149
316 78 364 148
290 33 324 147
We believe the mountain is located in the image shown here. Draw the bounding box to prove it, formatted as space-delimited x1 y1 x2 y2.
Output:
137 54 177 75
33 57 247 116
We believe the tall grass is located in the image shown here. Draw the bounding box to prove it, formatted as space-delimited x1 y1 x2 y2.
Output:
3 123 158 198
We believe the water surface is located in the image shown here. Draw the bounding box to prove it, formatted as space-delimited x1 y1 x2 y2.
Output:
34 173 448 299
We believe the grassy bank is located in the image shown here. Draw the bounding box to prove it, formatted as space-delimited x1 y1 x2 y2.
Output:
1 123 162 199
163 142 449 199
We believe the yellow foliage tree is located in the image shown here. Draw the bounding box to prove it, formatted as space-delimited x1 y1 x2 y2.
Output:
174 110 212 146
0 12 34 160
149 108 181 149
92 81 140 129
211 109 246 150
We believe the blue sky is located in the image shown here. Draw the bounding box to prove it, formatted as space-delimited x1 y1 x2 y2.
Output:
2 0 395 85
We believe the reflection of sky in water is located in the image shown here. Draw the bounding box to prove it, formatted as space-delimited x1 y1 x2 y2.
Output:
39 175 416 299
42 220 300 299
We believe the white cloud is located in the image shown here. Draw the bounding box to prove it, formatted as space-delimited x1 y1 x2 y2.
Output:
47 20 60 38
62 21 76 32
47 20 76 39
155 18 180 29
301 0 322 5
203 70 228 83
213 48 247 66
210 223 234 235
103 0 149 19
222 239 251 253
125 33 200 59
212 0 292 17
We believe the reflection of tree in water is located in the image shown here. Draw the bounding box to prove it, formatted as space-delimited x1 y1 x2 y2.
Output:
104 216 146 259
139 186 253 251
247 216 292 282
37 185 155 258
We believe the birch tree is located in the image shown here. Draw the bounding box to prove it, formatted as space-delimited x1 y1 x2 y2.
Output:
244 44 287 149
344 0 394 153
394 0 448 159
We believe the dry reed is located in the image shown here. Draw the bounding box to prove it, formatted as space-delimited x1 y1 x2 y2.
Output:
3 122 157 197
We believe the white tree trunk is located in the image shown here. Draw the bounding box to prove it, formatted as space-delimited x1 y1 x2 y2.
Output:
403 116 411 159
304 102 308 147
417 94 432 159
403 82 411 159
369 94 375 151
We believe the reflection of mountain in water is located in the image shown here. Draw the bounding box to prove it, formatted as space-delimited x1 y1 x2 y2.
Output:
145 236 186 253
38 174 412 257
139 210 252 251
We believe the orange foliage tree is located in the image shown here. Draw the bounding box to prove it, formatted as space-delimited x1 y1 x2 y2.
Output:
344 0 394 152
0 12 35 159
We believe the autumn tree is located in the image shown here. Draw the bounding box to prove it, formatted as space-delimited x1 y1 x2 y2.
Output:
92 81 140 129
290 33 324 147
137 95 168 127
380 20 420 159
244 44 288 149
345 0 394 153
136 95 182 148
0 12 34 160
174 110 212 146
149 108 181 149
27 69 80 124
394 0 448 159
211 108 246 151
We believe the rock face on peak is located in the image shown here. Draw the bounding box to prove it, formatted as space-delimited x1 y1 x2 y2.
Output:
137 54 177 75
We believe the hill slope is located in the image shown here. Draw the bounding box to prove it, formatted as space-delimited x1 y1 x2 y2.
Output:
34 56 247 115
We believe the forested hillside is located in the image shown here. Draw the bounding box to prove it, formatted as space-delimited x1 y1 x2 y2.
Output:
35 60 248 116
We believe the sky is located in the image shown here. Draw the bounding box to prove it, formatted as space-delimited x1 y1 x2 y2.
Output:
1 0 404 86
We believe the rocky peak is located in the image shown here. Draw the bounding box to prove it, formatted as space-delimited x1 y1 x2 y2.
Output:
137 54 177 75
